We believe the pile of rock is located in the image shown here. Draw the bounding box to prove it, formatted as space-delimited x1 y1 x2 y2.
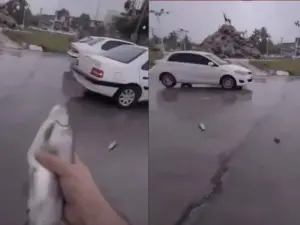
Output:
199 24 261 59
0 4 18 29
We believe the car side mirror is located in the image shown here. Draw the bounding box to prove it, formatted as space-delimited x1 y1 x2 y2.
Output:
208 62 214 67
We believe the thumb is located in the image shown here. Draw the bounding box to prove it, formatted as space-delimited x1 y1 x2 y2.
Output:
35 151 72 177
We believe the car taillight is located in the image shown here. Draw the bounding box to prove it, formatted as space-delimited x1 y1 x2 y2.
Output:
91 67 104 78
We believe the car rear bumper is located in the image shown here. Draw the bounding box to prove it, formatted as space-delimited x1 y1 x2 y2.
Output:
72 68 119 97
72 68 148 102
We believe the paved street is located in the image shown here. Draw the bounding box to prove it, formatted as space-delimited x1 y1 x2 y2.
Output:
0 49 148 225
149 75 300 225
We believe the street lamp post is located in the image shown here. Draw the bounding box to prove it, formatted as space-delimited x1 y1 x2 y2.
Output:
150 8 170 53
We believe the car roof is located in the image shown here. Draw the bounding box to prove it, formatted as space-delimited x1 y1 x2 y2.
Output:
168 50 210 55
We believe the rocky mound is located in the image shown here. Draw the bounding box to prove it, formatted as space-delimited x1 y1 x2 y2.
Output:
199 24 261 59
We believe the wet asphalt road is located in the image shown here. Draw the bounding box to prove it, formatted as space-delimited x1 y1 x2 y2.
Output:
0 49 148 225
150 75 300 225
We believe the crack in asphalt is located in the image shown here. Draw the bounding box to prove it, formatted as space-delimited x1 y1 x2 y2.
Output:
173 151 232 225
174 81 289 225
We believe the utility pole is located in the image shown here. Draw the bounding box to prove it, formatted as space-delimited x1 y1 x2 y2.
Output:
94 0 101 21
266 37 269 56
280 37 283 55
131 0 148 44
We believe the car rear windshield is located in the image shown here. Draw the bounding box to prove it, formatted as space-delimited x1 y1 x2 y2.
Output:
78 37 93 43
101 45 147 64
86 37 105 46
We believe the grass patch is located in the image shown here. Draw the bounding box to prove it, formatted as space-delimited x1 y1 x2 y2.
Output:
3 29 75 53
250 59 300 75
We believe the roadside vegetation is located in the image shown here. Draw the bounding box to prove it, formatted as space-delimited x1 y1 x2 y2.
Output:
2 0 148 53
149 49 164 68
250 59 300 75
3 29 74 53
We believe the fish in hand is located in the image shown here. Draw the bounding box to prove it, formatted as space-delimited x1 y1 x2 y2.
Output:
27 105 74 225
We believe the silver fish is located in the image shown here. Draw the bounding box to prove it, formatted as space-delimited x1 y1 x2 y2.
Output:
27 105 74 225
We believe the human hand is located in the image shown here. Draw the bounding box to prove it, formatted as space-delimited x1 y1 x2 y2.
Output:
36 152 127 225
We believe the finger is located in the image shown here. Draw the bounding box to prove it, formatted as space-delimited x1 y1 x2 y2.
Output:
35 152 72 176
74 153 85 166
64 205 83 225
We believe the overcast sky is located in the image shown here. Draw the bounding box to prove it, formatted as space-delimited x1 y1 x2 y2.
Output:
1 0 127 19
149 1 300 43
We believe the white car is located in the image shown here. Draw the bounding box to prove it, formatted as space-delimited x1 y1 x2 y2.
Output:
71 45 148 108
67 36 135 58
150 51 253 89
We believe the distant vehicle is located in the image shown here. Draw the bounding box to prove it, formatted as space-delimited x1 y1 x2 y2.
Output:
67 36 136 59
150 51 253 89
71 45 148 108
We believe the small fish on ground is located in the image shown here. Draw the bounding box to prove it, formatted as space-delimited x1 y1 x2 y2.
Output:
274 138 280 144
108 140 118 151
198 123 206 131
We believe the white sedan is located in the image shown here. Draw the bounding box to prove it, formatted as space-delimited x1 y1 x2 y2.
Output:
71 45 148 108
67 36 135 58
150 51 253 89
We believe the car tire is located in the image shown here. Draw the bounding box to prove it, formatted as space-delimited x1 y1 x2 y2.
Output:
160 72 177 88
181 83 192 88
220 75 236 89
115 85 142 109
235 86 243 90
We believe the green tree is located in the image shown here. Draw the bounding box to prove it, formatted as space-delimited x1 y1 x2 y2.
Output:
163 31 179 50
250 27 271 54
114 0 148 43
57 8 69 19
78 13 91 30
6 0 29 25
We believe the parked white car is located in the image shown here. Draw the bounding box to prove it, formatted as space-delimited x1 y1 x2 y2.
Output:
67 36 135 58
71 45 148 108
150 51 253 89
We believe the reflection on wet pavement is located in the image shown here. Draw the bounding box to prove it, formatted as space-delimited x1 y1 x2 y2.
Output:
149 76 300 225
0 50 148 225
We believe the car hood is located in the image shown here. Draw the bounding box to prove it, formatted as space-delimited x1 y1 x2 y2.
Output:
219 64 251 73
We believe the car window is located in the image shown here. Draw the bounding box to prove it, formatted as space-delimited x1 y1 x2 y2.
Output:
141 61 149 71
101 45 147 64
203 53 229 65
168 53 212 65
101 40 132 51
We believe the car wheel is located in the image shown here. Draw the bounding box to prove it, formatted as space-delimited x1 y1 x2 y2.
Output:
115 85 141 109
181 83 192 88
221 76 236 89
160 73 177 88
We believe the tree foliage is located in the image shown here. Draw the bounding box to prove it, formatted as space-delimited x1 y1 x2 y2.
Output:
5 0 29 25
56 8 70 20
249 27 282 55
114 0 148 43
78 13 91 30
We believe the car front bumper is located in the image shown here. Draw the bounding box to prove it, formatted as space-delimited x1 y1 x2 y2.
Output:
236 75 253 86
